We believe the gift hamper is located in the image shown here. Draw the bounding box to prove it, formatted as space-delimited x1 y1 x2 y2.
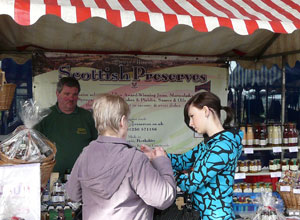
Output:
276 170 300 213
0 99 56 188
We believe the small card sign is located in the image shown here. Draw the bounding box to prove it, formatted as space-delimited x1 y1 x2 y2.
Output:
293 189 300 194
234 173 246 180
280 186 291 192
289 147 299 153
244 148 254 154
270 172 281 178
272 147 282 153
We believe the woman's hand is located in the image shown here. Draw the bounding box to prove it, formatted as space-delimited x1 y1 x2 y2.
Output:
141 144 167 161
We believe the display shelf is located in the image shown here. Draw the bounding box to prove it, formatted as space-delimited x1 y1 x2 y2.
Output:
243 146 300 152
235 168 282 179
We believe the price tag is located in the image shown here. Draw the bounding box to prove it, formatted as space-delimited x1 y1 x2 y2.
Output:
272 147 282 153
295 211 300 216
244 148 254 154
270 172 281 178
293 189 300 194
280 186 291 192
289 147 299 152
234 173 246 180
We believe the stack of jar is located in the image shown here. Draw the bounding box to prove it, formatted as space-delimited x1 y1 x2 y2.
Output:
269 158 299 172
240 123 298 147
236 159 262 173
233 182 273 193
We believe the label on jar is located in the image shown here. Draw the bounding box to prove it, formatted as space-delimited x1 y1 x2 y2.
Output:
290 165 298 171
283 138 289 145
254 139 259 145
240 166 248 172
242 139 246 145
273 138 280 145
51 195 59 203
269 164 277 171
247 139 253 146
282 165 289 171
259 139 267 146
250 165 258 172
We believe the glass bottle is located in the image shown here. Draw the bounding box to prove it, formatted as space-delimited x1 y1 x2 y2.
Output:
246 125 254 147
259 123 267 147
253 123 260 147
268 124 273 146
283 123 289 146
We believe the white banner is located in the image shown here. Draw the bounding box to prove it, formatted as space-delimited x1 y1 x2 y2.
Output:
33 53 228 153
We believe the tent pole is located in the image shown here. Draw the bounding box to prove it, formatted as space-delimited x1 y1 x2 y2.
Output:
281 56 287 126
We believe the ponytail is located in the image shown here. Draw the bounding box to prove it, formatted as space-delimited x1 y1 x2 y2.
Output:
221 106 234 129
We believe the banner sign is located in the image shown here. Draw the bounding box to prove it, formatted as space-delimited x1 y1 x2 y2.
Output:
33 53 228 153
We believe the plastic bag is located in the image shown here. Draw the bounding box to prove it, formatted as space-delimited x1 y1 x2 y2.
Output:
253 189 286 220
0 99 53 162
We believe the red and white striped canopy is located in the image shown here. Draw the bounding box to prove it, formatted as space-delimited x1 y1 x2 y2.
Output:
1 0 300 35
0 0 300 68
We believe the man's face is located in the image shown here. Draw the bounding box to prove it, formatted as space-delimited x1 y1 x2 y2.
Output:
56 85 79 114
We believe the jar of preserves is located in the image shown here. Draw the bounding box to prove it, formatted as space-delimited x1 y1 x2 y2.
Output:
288 123 298 146
250 160 258 173
256 159 262 172
281 159 289 171
239 161 249 173
269 160 276 172
290 158 299 171
246 125 254 147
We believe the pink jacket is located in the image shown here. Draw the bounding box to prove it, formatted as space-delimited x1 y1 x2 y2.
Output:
66 136 176 220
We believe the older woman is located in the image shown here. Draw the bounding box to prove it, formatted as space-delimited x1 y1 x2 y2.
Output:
66 93 176 220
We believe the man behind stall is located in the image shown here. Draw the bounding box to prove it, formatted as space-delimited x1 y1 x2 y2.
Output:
35 77 98 176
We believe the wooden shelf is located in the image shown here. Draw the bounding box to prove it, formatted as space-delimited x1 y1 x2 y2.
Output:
242 146 300 152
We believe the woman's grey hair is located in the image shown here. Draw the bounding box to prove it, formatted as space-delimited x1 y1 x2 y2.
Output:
93 93 130 135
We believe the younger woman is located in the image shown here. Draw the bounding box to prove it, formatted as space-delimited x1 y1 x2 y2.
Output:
167 91 243 220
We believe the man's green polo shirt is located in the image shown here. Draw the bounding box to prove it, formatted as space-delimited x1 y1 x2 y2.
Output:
35 104 98 176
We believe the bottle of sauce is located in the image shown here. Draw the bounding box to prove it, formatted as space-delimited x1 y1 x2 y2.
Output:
259 123 267 147
246 125 254 147
269 160 276 172
272 124 280 146
268 124 273 146
283 123 289 146
253 123 260 147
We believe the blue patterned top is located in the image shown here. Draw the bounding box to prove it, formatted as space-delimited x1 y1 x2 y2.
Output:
168 128 243 220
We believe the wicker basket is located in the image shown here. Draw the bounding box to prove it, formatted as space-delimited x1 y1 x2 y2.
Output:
0 139 57 188
0 139 57 164
0 70 16 111
276 183 300 210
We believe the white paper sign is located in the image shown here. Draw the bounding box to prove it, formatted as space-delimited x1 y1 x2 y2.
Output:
289 147 299 152
0 163 40 220
244 148 254 154
280 186 291 192
272 147 282 153
234 173 246 179
293 189 300 194
270 172 282 178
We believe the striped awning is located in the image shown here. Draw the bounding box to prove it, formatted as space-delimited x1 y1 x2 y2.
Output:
0 0 300 68
1 0 300 35
229 63 282 89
